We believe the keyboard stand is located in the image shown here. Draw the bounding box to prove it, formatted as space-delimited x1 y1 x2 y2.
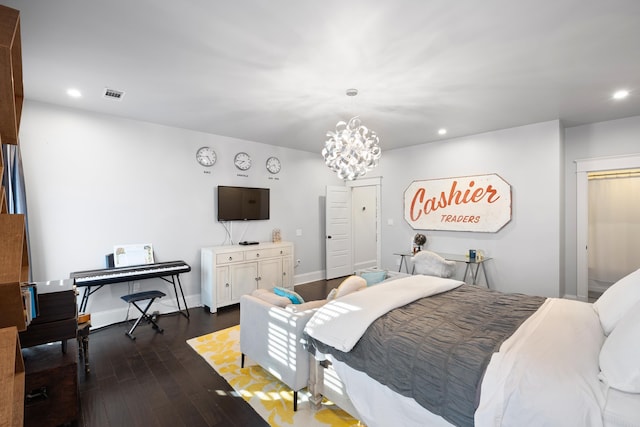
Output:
158 273 190 319
72 261 191 319
78 274 190 319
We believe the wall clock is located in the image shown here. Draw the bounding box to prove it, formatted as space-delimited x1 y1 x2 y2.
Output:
234 152 252 171
196 146 216 167
266 156 281 174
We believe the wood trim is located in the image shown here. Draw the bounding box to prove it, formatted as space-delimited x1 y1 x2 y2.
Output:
0 326 25 427
0 5 22 145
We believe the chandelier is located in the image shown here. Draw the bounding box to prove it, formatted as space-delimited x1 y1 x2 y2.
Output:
322 90 381 180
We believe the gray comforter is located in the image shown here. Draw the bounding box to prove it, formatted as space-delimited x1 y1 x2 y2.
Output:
307 284 545 426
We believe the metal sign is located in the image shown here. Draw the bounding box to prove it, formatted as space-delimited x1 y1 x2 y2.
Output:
404 174 512 232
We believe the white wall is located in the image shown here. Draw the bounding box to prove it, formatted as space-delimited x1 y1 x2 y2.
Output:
19 98 640 325
378 121 564 297
564 115 640 298
18 100 341 327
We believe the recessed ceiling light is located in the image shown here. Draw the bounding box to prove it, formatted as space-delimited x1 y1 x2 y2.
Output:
438 128 447 135
612 89 629 100
66 88 82 98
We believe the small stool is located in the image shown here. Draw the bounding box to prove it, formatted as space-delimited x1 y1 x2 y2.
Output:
120 290 166 340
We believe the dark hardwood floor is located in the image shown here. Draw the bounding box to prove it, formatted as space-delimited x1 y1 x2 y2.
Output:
77 278 344 427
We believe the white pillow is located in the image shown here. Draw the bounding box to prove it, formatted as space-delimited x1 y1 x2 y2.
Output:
251 288 291 307
593 268 640 335
285 299 327 313
598 300 640 392
334 275 367 299
412 250 456 278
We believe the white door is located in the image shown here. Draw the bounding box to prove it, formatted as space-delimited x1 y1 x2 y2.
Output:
215 266 231 307
282 256 293 289
326 186 353 279
352 185 378 271
257 258 283 289
230 262 258 300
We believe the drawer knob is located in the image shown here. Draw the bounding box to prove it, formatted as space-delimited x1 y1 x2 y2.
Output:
228 256 233 261
256 254 260 258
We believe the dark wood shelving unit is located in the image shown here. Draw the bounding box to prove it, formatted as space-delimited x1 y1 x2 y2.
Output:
0 6 27 426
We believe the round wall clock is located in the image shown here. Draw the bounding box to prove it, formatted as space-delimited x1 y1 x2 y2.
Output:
234 152 252 171
266 156 281 174
196 146 217 167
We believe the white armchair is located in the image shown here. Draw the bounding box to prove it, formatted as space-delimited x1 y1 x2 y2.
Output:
239 292 325 411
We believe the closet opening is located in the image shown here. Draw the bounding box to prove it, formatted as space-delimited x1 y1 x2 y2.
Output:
587 168 640 301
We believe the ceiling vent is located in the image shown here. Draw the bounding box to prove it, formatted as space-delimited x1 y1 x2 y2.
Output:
103 88 125 100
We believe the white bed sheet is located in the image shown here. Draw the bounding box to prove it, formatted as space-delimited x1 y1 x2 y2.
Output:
305 275 462 352
318 298 640 427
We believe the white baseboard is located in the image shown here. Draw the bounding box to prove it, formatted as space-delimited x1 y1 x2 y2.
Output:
293 270 326 285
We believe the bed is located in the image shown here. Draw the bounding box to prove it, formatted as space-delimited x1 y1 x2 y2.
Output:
303 272 640 427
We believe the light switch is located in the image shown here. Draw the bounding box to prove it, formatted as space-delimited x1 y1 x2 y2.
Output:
296 229 302 236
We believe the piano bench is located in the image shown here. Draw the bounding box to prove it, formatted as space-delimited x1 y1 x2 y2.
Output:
120 290 166 340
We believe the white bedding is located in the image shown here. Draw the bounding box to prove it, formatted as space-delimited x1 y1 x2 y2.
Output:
311 295 640 427
304 274 463 352
475 298 606 426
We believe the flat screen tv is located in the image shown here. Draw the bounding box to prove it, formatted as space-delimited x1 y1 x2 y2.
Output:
217 186 270 221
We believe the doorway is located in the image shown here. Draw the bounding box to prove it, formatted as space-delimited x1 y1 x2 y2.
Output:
587 169 640 300
325 177 381 279
576 154 640 301
352 185 378 271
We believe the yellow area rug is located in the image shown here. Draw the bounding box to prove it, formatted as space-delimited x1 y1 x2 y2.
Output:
187 325 360 427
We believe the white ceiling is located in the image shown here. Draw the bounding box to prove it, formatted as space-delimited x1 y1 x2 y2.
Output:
6 0 640 153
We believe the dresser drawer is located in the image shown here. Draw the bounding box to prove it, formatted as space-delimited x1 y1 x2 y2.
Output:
245 246 291 259
19 318 77 349
216 251 245 264
28 290 76 324
23 341 78 427
19 289 77 349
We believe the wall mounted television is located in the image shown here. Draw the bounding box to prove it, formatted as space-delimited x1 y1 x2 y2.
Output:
217 186 270 221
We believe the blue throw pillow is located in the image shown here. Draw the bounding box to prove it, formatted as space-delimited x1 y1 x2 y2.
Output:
273 287 305 304
360 270 388 286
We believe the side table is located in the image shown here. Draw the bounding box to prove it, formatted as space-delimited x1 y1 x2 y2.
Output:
393 251 492 287
439 253 492 287
393 252 414 274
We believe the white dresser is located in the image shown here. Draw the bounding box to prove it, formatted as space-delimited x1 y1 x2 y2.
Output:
201 242 294 313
